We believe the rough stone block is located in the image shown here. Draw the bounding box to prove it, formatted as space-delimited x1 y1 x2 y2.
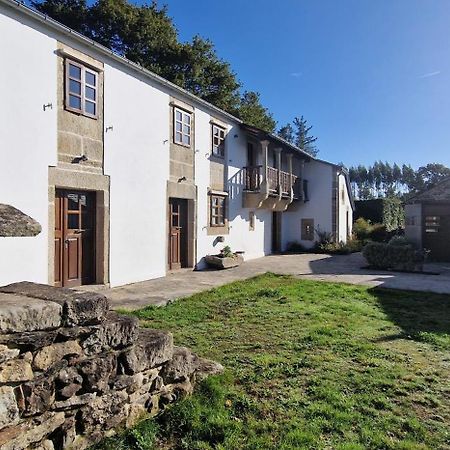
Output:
53 392 96 411
33 340 82 371
0 331 58 352
0 411 65 450
0 204 41 237
78 353 116 393
0 359 34 384
0 386 19 430
160 346 198 384
0 345 20 365
119 328 173 375
0 293 62 333
81 312 139 355
0 282 109 327
194 357 224 382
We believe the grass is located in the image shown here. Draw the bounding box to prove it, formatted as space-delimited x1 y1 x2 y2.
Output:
96 274 450 449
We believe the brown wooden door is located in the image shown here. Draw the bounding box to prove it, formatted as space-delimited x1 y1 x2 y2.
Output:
55 190 96 287
169 198 188 270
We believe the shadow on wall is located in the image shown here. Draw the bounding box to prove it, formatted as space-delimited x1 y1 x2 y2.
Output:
227 168 246 222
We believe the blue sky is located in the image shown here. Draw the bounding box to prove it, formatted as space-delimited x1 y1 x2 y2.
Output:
138 0 450 169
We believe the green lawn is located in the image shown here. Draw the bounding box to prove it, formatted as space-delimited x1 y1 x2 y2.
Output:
98 274 450 450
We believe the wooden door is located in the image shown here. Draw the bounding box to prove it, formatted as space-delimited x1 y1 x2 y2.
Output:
55 190 96 287
272 212 282 253
169 198 188 270
247 143 256 166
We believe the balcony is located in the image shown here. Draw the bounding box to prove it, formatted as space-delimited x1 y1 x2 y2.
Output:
243 165 302 210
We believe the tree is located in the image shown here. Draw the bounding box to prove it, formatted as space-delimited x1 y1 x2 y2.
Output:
277 123 295 144
292 116 318 156
417 163 450 190
32 0 89 32
237 91 276 133
32 0 275 120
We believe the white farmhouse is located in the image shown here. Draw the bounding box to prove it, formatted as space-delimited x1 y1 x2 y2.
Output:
0 0 354 288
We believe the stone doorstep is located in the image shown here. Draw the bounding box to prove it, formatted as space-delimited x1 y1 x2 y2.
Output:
0 282 110 328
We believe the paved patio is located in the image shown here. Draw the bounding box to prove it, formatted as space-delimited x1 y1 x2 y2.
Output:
101 253 450 310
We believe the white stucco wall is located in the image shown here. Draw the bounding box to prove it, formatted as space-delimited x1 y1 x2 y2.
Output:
282 160 334 250
104 63 169 287
0 7 57 286
195 121 272 268
337 173 353 243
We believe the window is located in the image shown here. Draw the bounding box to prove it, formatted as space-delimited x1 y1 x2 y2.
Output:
210 195 226 226
425 216 440 233
303 180 309 202
301 218 314 241
212 124 225 157
174 108 192 146
249 211 255 231
65 59 98 118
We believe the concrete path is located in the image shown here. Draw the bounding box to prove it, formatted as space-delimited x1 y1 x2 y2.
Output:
102 253 450 310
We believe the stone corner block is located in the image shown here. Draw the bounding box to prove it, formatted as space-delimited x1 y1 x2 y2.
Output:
0 293 62 334
0 282 109 327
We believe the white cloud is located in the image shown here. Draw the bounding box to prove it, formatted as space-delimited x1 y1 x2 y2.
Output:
290 72 302 78
418 70 441 79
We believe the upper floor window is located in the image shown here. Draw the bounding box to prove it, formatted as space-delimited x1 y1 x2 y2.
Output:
174 108 192 146
211 124 225 158
65 59 98 119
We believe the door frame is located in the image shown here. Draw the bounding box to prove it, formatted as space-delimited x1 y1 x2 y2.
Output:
54 189 96 287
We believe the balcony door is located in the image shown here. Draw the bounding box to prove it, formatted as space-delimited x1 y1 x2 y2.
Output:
54 190 96 287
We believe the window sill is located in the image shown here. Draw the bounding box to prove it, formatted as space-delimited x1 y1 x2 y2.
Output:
207 225 229 236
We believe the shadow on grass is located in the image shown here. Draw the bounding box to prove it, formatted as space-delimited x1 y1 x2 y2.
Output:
369 286 450 347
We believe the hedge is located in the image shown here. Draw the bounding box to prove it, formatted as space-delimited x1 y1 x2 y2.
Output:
354 198 404 231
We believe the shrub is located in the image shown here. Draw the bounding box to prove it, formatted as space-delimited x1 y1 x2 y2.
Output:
362 241 422 271
388 235 412 247
353 218 372 241
369 223 389 242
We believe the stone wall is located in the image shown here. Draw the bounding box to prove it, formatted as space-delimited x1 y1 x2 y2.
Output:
0 282 222 450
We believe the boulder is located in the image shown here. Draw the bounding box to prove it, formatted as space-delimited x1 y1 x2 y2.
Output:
194 357 224 382
119 328 173 374
0 386 19 430
0 293 62 333
0 204 41 237
0 282 109 326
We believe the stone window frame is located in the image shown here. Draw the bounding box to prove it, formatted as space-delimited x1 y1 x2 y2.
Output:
211 124 226 158
173 107 192 147
65 58 98 119
210 193 227 227
301 218 314 241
